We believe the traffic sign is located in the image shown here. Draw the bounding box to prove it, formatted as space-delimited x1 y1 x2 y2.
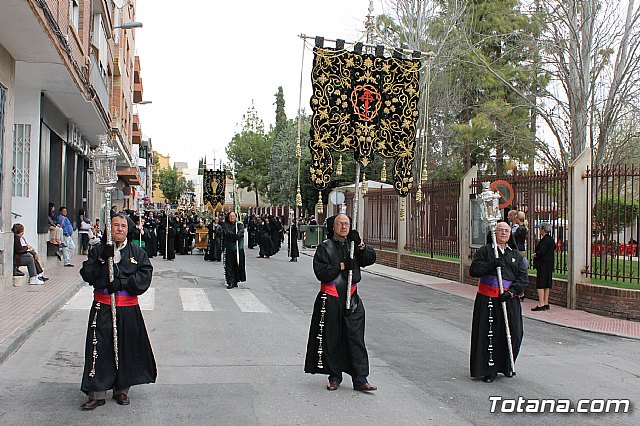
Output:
489 180 514 209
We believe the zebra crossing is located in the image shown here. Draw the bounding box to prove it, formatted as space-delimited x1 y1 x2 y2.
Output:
62 286 271 313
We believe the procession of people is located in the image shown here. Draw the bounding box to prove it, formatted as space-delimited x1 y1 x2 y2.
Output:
66 177 532 411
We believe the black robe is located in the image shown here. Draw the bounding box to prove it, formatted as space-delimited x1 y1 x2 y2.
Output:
288 224 299 259
469 243 528 379
304 238 376 380
204 222 223 261
258 222 275 257
222 221 246 286
79 241 157 394
533 233 555 289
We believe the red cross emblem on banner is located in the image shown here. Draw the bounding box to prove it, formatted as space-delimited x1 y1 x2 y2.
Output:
351 84 381 122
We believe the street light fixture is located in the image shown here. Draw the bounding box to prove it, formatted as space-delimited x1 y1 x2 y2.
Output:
90 133 120 370
114 21 143 30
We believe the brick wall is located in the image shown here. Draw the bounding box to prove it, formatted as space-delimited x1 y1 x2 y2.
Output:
374 249 397 268
524 276 568 307
576 283 640 321
399 254 460 281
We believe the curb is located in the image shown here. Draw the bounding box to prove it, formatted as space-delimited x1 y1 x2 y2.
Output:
0 279 85 364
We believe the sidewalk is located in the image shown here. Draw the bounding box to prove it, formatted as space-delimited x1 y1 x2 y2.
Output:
0 255 86 364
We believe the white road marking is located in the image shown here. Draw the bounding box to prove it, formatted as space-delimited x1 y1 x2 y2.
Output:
62 286 155 311
138 288 155 311
179 288 214 311
62 286 94 310
228 289 271 313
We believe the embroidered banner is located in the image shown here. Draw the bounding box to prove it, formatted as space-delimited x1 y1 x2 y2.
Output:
308 47 421 197
203 169 226 211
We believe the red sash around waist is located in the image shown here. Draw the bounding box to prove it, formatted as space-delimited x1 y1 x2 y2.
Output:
477 274 513 298
94 293 139 306
320 282 357 297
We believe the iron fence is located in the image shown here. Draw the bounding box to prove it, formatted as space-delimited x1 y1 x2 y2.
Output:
585 164 640 284
472 170 569 275
406 181 460 257
363 187 398 249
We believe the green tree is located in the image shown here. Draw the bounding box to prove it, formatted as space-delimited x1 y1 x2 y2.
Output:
226 104 272 206
157 166 192 204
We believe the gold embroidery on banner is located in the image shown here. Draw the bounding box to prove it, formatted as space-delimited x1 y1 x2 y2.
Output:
308 47 421 197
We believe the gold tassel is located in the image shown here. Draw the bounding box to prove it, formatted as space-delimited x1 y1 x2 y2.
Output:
336 155 343 176
296 185 302 207
360 172 367 195
317 191 324 214
380 161 387 182
421 162 428 183
415 185 422 203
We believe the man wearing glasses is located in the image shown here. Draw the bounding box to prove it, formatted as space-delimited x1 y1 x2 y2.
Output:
469 221 528 383
304 214 377 392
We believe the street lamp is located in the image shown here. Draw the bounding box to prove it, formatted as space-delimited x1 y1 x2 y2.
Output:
90 133 120 371
114 21 143 30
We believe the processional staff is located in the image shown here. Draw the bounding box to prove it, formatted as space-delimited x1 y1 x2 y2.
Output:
477 182 516 375
91 134 119 370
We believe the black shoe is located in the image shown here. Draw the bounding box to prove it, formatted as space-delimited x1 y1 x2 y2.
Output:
39 276 50 282
81 399 106 410
227 284 234 289
544 304 550 310
113 393 130 405
482 375 496 383
13 270 25 276
504 371 516 378
353 383 377 392
64 264 74 267
56 252 63 261
531 305 546 312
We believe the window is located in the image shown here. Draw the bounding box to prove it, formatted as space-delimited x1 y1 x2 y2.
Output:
12 124 31 197
70 0 80 29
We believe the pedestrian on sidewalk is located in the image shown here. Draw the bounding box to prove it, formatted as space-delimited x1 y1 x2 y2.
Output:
79 213 156 410
304 213 378 392
12 223 47 284
78 208 92 255
532 222 555 311
469 221 528 383
222 211 246 289
57 206 75 267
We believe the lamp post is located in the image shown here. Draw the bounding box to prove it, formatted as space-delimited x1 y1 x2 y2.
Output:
91 133 120 370
476 181 515 375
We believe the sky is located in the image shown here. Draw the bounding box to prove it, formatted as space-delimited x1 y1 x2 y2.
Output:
135 0 385 170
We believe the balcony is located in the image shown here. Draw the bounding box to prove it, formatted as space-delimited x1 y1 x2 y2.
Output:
133 55 143 103
117 167 141 186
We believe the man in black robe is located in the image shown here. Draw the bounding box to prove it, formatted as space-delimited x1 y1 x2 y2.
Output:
288 221 299 262
258 217 274 258
304 214 377 392
469 221 527 383
204 216 223 261
79 213 156 409
222 211 246 288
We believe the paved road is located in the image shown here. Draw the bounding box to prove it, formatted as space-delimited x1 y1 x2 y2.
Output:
0 248 638 425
